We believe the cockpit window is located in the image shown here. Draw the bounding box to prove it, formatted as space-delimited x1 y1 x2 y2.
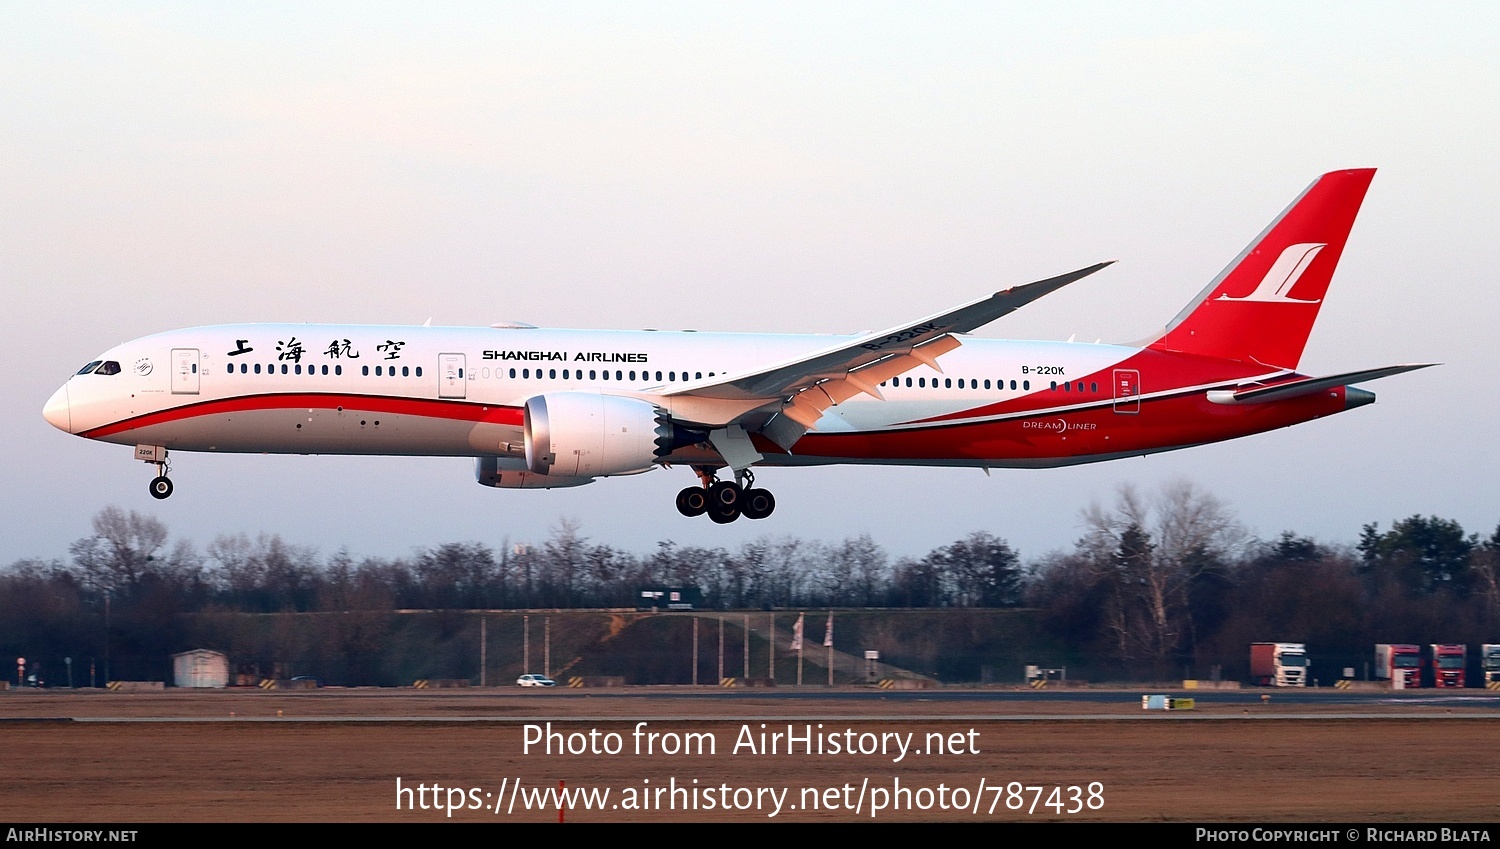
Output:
76 361 103 375
94 361 122 376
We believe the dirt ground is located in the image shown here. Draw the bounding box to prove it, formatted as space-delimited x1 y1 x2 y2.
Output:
2 688 1497 823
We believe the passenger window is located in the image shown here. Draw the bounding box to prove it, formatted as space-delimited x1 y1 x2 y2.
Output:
616 370 622 380
1090 382 1098 393
295 364 302 375
334 365 341 375
548 369 555 379
695 372 703 379
376 366 384 376
226 364 233 375
254 364 262 375
362 366 369 376
589 370 597 380
1024 380 1030 390
403 366 410 377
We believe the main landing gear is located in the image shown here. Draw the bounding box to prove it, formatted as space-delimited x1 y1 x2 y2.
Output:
675 467 775 523
138 445 174 500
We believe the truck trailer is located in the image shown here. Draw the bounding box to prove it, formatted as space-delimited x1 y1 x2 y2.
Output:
1375 643 1421 689
1250 642 1308 687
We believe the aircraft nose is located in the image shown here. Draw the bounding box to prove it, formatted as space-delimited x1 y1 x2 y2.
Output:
43 384 72 433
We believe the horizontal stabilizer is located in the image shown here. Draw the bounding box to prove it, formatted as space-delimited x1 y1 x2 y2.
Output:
1206 363 1437 405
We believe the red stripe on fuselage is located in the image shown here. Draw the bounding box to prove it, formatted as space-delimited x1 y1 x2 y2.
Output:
78 393 523 440
786 385 1346 463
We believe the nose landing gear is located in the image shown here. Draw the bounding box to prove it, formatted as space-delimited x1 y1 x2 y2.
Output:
676 467 774 522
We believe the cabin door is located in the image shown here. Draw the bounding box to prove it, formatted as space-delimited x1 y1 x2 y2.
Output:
1112 369 1139 414
171 348 200 395
439 353 467 399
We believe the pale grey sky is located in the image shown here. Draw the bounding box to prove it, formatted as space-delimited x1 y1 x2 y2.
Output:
4 3 1497 564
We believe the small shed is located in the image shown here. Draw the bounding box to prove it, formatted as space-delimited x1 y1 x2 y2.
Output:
172 649 229 688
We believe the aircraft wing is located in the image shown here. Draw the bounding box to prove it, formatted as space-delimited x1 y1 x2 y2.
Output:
653 262 1111 453
664 262 1113 404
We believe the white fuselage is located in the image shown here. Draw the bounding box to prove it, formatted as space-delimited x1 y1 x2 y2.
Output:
47 322 1171 468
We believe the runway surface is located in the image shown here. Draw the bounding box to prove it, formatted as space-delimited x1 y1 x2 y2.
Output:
5 687 1500 822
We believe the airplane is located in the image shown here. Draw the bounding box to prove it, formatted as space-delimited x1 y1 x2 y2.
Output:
43 168 1431 523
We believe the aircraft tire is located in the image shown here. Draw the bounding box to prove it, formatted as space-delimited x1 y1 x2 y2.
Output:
708 480 742 509
708 504 740 524
676 487 708 517
149 476 174 500
741 488 775 520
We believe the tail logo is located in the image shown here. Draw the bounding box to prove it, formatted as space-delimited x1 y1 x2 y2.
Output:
1218 242 1326 304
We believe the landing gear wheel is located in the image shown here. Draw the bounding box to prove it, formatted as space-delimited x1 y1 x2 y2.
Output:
675 487 708 517
708 503 741 524
740 488 775 520
149 476 174 500
708 480 742 510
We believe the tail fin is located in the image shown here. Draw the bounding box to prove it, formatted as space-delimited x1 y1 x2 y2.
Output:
1150 169 1376 369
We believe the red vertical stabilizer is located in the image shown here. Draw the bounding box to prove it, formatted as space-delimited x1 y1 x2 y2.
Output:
1151 168 1376 369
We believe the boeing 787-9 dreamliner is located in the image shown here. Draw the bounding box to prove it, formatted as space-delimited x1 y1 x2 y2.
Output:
43 169 1430 523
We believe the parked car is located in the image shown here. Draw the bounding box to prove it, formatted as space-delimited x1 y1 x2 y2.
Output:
516 673 556 687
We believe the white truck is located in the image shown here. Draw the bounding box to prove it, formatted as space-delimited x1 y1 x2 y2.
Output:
1482 644 1500 686
1375 643 1421 689
1250 642 1309 687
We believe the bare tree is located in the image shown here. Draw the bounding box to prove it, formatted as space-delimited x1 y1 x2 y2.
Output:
1080 480 1245 677
1470 525 1500 627
818 535 888 607
69 506 169 593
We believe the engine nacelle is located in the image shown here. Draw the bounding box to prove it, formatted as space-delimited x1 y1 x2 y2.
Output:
475 456 595 489
525 392 700 478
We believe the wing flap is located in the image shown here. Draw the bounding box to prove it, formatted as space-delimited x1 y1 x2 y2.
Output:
663 262 1112 403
